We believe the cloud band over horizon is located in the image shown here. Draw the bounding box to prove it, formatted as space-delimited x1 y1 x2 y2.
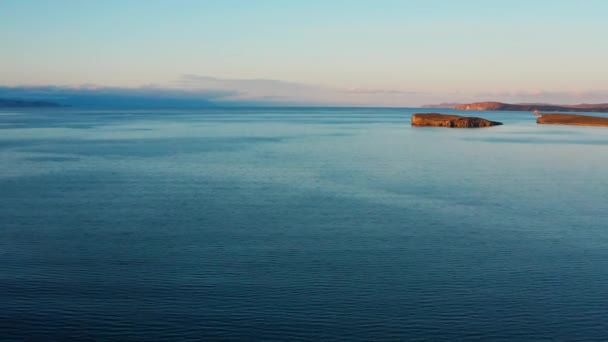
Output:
3 75 608 108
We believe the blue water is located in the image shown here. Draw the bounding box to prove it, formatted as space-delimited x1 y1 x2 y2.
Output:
1 108 607 341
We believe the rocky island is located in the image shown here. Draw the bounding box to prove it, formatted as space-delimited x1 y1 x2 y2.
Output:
537 114 608 127
411 113 502 128
455 101 608 113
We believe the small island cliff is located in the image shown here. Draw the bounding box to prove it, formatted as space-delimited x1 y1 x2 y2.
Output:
537 114 608 127
411 113 502 128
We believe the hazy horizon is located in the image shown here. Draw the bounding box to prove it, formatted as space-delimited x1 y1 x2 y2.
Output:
3 0 608 106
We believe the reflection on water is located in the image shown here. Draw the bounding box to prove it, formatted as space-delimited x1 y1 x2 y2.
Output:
1 108 607 341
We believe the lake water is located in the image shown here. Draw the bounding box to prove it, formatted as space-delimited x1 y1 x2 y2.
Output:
1 108 607 341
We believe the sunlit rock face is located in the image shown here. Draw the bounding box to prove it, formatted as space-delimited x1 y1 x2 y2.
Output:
537 114 608 127
411 113 503 128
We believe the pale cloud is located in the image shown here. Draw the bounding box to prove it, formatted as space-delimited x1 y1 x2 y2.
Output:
472 90 608 105
341 88 427 95
176 74 334 104
3 79 608 108
178 75 608 107
175 74 432 106
0 85 240 108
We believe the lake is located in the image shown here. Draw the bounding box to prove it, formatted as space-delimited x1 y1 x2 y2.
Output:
1 107 607 340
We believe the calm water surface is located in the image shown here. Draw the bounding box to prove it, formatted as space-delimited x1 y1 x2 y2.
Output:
1 108 607 341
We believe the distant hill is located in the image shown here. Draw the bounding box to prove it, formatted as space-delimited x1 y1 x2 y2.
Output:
0 98 63 108
421 102 462 108
455 101 608 113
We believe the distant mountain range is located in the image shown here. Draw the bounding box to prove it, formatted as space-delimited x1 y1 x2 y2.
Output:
422 101 608 113
0 98 63 108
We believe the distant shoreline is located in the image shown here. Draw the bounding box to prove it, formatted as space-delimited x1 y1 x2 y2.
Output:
0 98 63 108
422 101 608 113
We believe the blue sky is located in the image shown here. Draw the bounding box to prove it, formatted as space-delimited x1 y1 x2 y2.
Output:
2 0 608 106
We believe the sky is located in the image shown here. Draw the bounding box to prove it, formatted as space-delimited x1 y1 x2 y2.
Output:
2 0 608 107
